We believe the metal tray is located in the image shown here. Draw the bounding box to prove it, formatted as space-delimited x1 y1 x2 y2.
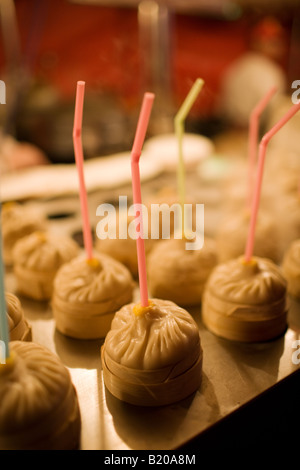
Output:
4 178 300 450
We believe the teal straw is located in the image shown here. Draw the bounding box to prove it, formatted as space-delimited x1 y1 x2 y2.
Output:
0 204 9 359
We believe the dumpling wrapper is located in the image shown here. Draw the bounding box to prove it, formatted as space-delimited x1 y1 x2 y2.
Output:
52 253 134 339
147 237 218 306
2 202 46 266
202 256 288 342
0 341 81 450
95 210 155 278
216 210 279 263
282 239 300 299
6 292 31 341
102 298 202 406
13 231 80 300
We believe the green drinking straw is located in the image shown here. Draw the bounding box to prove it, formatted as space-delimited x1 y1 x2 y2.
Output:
174 78 204 230
0 205 9 360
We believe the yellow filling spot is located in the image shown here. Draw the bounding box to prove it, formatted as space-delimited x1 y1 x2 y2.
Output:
86 257 100 268
34 231 47 242
241 257 257 267
0 353 15 376
133 300 154 316
2 202 17 211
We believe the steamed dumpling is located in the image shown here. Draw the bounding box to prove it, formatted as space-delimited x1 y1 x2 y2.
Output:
2 202 46 266
147 237 218 306
105 298 200 370
96 210 154 277
0 341 81 450
216 210 279 263
282 239 300 299
6 292 31 341
206 256 286 304
202 256 288 342
52 253 134 339
102 298 202 406
277 196 300 256
13 231 80 300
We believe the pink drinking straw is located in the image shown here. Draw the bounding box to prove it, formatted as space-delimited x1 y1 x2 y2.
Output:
247 86 277 209
244 100 300 262
131 92 155 307
73 81 93 261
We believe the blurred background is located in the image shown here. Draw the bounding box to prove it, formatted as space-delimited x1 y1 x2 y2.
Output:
0 0 299 165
